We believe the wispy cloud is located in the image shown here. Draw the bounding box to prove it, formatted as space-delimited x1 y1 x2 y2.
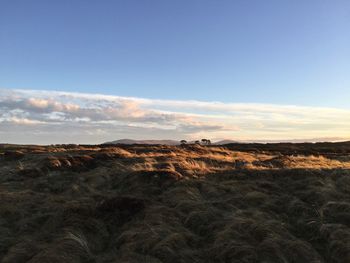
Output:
0 88 349 144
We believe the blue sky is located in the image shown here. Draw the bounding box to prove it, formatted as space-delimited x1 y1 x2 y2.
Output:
1 0 349 107
1 1 350 143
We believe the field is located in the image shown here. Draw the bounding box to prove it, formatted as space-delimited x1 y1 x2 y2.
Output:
1 142 350 263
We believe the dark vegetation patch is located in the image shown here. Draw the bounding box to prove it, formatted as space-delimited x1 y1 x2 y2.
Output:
0 143 350 262
224 141 350 157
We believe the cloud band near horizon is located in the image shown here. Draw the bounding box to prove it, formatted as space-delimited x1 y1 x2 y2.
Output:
0 88 349 144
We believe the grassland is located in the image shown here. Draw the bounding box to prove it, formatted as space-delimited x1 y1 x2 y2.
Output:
0 142 350 262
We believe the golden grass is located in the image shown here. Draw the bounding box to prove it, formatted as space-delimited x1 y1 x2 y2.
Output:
1 143 350 262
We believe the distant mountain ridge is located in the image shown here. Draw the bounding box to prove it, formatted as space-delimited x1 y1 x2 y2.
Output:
103 138 349 145
214 140 239 145
103 139 180 145
103 139 240 145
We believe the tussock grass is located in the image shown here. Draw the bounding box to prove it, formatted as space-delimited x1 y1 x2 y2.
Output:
1 143 350 262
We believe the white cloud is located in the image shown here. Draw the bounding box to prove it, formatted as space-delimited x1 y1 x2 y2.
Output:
0 88 349 144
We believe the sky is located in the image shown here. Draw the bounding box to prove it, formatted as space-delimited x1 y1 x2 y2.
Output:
0 1 350 144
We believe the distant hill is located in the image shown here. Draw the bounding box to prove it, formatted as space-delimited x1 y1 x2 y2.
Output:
102 138 349 146
103 139 180 145
103 139 239 145
214 140 239 145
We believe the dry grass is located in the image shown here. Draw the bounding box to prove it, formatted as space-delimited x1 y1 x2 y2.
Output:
0 143 350 262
